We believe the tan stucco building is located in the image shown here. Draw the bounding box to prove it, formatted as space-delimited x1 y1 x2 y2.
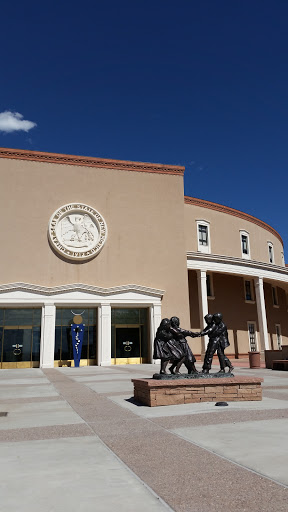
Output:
0 147 287 368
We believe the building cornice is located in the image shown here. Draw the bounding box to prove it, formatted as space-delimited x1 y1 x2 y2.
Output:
0 283 164 298
0 148 184 176
184 196 283 246
187 251 288 283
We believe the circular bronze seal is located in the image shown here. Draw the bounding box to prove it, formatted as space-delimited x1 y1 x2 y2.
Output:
48 203 108 261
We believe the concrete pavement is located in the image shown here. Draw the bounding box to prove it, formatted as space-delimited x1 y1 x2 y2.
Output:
0 363 287 511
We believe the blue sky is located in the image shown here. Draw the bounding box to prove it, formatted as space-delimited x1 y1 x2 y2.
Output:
1 1 287 256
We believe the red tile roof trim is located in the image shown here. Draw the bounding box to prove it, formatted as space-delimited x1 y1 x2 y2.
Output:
0 148 184 176
185 196 283 245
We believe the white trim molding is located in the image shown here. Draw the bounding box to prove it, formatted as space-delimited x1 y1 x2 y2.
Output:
187 252 288 286
0 282 164 299
254 277 269 352
98 303 112 366
40 303 56 368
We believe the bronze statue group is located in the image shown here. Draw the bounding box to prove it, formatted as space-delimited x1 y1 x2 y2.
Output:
153 313 234 375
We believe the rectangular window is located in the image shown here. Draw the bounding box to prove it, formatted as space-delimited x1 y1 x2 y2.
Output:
196 220 211 253
206 274 211 296
240 230 250 259
206 274 214 298
242 235 249 254
244 280 253 301
248 322 257 351
268 244 274 264
198 225 208 246
276 324 282 350
272 286 278 306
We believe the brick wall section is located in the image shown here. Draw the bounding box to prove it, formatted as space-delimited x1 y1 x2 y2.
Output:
132 377 263 407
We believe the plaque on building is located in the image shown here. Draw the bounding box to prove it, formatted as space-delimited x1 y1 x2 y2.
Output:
48 203 108 261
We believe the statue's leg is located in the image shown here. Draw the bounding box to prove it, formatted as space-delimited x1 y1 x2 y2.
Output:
174 357 185 374
224 354 234 372
217 346 226 373
160 360 169 374
185 360 199 374
202 342 217 373
168 360 177 374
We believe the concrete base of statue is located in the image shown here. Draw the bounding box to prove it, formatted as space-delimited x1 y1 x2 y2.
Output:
132 375 263 407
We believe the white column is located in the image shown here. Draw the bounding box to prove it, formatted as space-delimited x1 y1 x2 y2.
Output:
255 277 269 354
40 302 56 368
197 269 209 354
150 303 162 363
97 303 111 366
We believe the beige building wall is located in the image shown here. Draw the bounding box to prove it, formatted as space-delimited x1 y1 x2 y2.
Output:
184 200 284 266
0 154 190 325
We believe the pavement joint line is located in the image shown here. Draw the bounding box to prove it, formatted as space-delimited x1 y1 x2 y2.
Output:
0 423 97 443
90 431 175 512
170 428 288 490
263 386 288 389
0 396 63 404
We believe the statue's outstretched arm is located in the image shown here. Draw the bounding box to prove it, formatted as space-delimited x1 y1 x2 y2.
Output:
199 324 215 337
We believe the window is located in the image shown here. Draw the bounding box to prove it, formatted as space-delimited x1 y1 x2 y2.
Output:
206 273 214 298
199 225 208 246
242 235 249 254
268 243 274 264
240 230 250 259
244 279 254 302
275 324 282 350
196 220 210 253
247 322 257 351
272 286 279 307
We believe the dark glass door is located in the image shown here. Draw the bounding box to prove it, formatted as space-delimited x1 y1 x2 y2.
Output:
115 327 141 363
2 327 40 368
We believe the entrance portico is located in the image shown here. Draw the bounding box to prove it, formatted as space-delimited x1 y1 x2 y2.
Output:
0 283 163 369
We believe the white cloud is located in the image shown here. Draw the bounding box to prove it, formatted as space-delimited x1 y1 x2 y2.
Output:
0 111 37 133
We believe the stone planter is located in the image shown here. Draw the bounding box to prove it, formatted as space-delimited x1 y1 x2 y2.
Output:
248 351 261 368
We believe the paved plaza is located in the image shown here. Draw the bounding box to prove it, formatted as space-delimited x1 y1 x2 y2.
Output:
0 363 287 512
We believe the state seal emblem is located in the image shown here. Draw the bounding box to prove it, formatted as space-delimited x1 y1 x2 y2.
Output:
48 203 108 261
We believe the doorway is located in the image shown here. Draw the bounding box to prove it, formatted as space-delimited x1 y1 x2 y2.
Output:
0 309 41 368
111 308 149 364
114 326 141 364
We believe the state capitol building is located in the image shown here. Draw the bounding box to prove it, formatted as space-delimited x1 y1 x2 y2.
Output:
0 147 287 369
